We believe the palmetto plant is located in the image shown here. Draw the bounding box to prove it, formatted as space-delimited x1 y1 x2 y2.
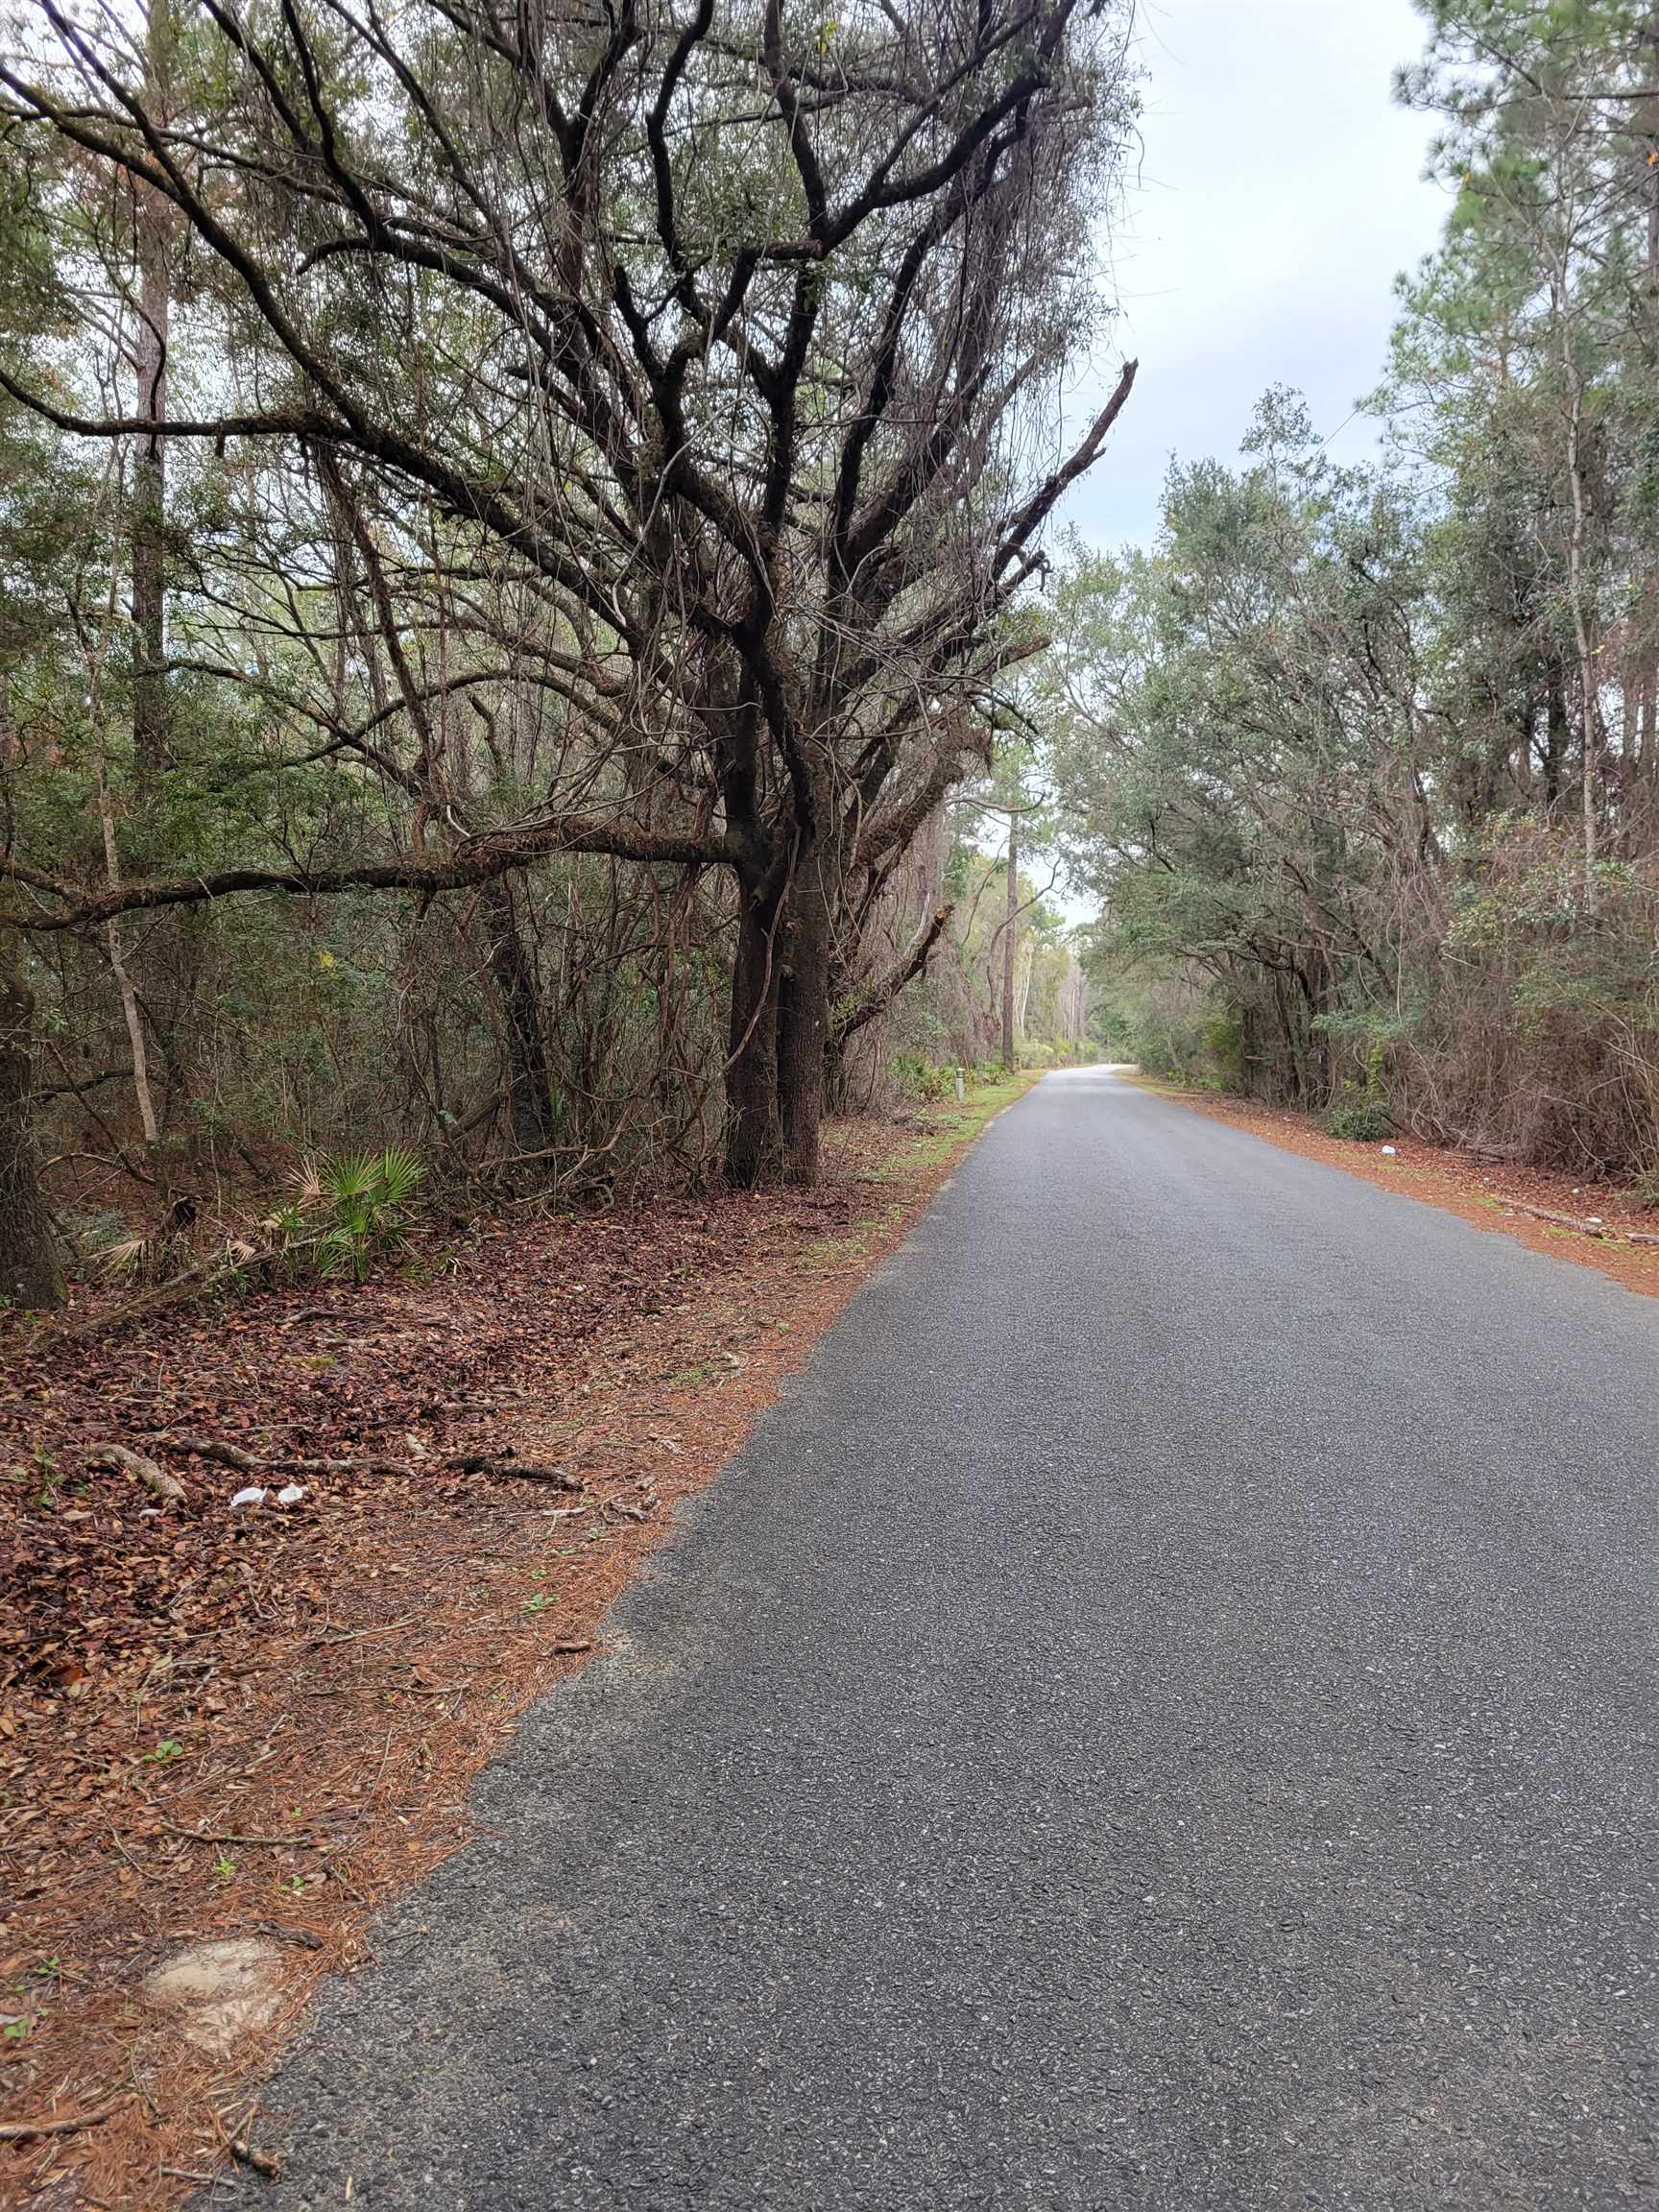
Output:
267 1148 424 1281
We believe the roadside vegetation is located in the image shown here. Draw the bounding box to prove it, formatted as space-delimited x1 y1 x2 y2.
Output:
1046 3 1659 1187
0 0 1136 1313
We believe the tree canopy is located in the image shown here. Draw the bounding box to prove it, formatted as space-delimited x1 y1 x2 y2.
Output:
0 0 1140 1301
1046 3 1659 1174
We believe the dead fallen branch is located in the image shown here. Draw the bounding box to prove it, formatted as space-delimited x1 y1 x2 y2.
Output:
159 1820 330 1849
167 1436 258 1470
251 1924 324 1951
473 1462 584 1488
304 1616 418 1648
84 1442 185 1503
168 1434 583 1486
1503 1198 1659 1245
0 2103 118 2144
172 1435 408 1479
64 1244 285 1341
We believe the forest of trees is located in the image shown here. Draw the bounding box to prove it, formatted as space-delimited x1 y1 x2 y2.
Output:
0 0 1137 1308
1048 1 1659 1181
8 0 1655 1317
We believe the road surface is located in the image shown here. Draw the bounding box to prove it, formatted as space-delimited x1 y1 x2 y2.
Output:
244 1071 1659 2208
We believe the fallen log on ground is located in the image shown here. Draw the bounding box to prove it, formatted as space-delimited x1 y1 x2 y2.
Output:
1502 1198 1659 1246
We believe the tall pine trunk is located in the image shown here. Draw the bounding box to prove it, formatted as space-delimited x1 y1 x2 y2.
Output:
131 0 172 790
0 950 64 1310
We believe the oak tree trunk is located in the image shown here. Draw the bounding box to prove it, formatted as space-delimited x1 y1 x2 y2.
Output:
1001 812 1018 1070
480 877 556 1158
779 873 832 1187
724 880 781 1188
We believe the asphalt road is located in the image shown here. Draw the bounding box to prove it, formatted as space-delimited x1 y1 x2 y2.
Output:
242 1071 1659 2209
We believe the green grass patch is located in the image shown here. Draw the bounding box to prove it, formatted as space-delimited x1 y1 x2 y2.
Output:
892 1069 1041 1169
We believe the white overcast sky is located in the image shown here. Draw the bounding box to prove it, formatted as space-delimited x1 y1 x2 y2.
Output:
1061 0 1455 548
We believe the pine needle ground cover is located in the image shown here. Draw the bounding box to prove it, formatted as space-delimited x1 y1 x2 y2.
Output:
0 1079 1032 2206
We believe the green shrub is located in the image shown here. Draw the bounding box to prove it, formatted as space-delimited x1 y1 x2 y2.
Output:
1203 1012 1245 1086
1320 1095 1394 1142
267 1147 424 1280
892 1055 957 1103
